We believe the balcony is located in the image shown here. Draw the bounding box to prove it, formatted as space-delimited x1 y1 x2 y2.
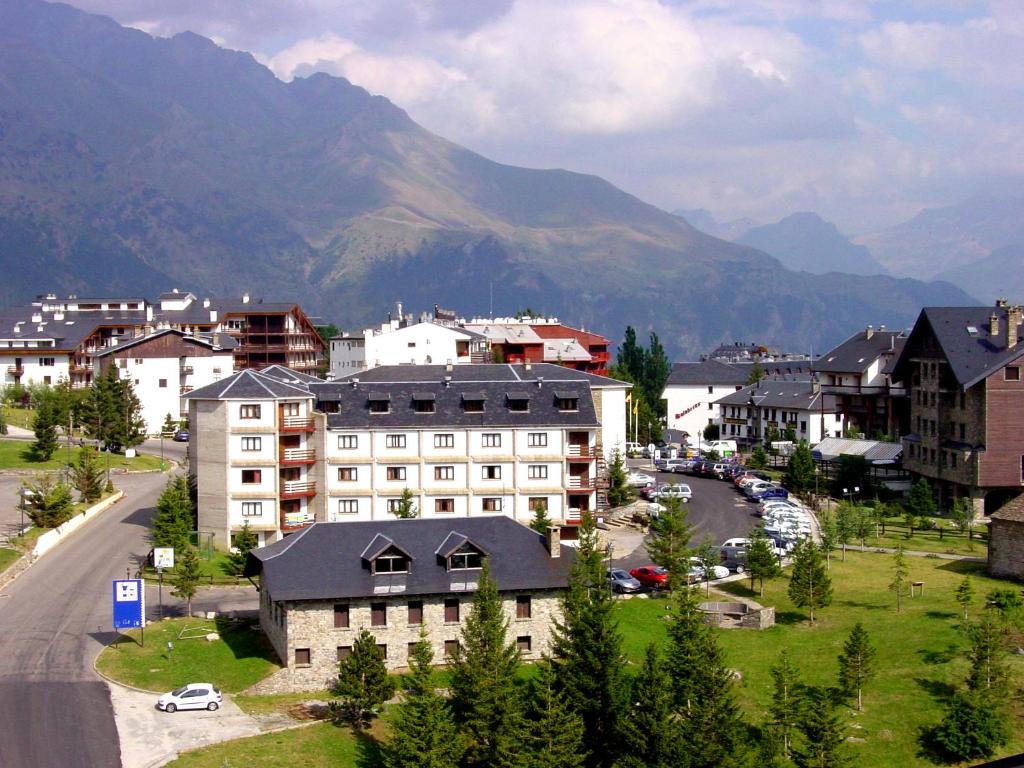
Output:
281 416 315 433
280 479 316 499
179 385 194 395
280 447 316 465
280 511 314 531
69 362 93 373
566 444 596 459
566 476 594 490
6 365 23 375
180 365 194 375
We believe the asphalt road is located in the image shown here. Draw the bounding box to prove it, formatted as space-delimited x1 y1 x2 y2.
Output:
0 459 171 768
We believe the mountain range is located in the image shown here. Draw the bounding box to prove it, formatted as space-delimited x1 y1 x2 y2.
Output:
0 0 973 357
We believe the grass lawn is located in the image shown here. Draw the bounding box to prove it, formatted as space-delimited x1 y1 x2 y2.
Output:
616 552 1024 767
96 616 280 693
167 721 382 768
0 439 165 472
850 515 988 557
0 546 21 575
2 407 34 430
141 551 246 586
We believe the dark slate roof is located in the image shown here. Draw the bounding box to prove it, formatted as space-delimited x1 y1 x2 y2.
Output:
246 517 573 601
89 329 236 357
714 380 837 412
312 379 599 429
334 363 628 388
990 493 1024 523
257 364 323 385
893 305 1024 389
667 359 813 387
0 307 148 351
184 369 313 400
812 329 906 374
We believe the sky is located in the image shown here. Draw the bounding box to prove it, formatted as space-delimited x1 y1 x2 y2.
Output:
64 0 1024 234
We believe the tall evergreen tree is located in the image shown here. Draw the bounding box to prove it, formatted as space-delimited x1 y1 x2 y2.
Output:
747 529 782 597
82 365 146 451
23 472 74 528
529 501 553 534
332 628 396 729
747 359 766 385
391 487 419 518
227 521 259 576
616 326 645 384
523 660 587 768
783 441 816 494
171 545 202 617
817 507 838 569
645 496 693 592
618 644 678 768
551 511 627 768
889 544 908 613
384 630 464 768
32 396 59 461
905 477 936 519
605 449 633 508
793 686 847 768
837 622 876 711
954 576 974 622
449 558 524 768
788 539 832 624
152 475 193 552
643 332 670 416
933 691 1008 761
965 613 1009 696
768 650 802 760
70 445 106 502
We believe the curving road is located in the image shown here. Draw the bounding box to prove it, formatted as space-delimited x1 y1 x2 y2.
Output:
0 440 185 768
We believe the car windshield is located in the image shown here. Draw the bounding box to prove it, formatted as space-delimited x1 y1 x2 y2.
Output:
171 686 188 696
610 570 628 579
653 567 668 575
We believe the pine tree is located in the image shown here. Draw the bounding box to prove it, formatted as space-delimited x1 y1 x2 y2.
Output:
227 521 258 576
171 545 202 617
449 558 524 767
392 487 419 518
161 413 177 435
965 613 1009 696
616 327 645 384
793 686 847 768
747 359 766 385
784 441 815 494
835 502 857 561
837 622 875 711
645 496 693 592
768 650 802 760
32 397 59 461
70 445 106 502
950 497 974 541
332 628 396 729
933 691 1008 761
618 644 677 768
384 630 464 768
23 472 74 528
82 366 147 451
747 529 782 597
955 576 974 622
905 477 936 519
551 511 627 768
788 539 832 624
889 545 908 613
748 445 769 469
643 332 670 416
523 660 587 768
817 508 838 569
693 536 719 598
529 502 553 534
605 449 633 508
152 476 193 552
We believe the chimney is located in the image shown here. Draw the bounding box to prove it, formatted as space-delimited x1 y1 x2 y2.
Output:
212 333 221 349
545 525 561 558
537 376 544 388
1008 305 1022 348
242 292 250 304
203 298 211 308
210 310 218 323
446 362 454 374
879 325 886 333
996 298 1009 308
525 362 532 372
990 313 1000 337
865 325 874 340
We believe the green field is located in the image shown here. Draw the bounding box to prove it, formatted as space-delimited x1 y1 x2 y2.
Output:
849 515 987 557
0 439 164 471
96 616 280 694
0 547 21 575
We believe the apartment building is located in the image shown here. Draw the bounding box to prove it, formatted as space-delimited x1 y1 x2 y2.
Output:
463 318 611 375
714 379 844 447
329 322 488 378
893 300 1024 514
186 363 629 549
245 517 571 691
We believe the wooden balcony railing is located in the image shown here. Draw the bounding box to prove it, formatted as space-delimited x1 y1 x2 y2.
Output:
281 416 315 432
281 479 316 498
280 448 316 464
567 476 593 490
566 444 596 458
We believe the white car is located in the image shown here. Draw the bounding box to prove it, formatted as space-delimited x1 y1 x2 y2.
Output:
651 483 693 502
157 683 222 713
627 471 655 487
688 557 730 582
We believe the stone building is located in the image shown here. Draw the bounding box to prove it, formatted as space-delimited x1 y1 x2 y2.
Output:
988 494 1024 579
244 516 572 692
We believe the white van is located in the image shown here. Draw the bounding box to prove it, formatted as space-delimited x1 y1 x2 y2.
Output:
700 440 738 457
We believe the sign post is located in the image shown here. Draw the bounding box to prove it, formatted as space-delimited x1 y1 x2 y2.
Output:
153 548 174 621
113 578 145 646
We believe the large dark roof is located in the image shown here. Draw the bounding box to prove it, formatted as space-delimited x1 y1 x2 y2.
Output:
812 329 906 374
184 369 313 400
667 359 813 387
990 493 1024 523
334 363 628 388
0 307 147 351
246 517 573 601
893 305 1024 388
312 379 599 429
257 364 323 385
714 380 837 412
90 329 237 357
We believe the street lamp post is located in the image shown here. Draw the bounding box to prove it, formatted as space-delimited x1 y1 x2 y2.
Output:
843 486 860 506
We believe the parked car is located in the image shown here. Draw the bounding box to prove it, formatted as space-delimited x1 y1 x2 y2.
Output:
639 483 659 500
627 471 655 487
672 459 696 474
625 441 643 457
651 483 693 502
662 458 687 473
646 502 667 518
173 430 190 442
608 568 643 593
157 683 222 713
629 565 669 590
734 471 770 488
718 538 751 573
687 557 730 583
748 486 790 502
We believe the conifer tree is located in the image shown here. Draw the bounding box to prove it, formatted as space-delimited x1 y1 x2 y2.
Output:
152 476 193 552
227 521 259 576
748 445 768 469
523 660 586 768
449 558 523 767
906 477 936 519
793 686 847 768
23 472 74 528
768 650 802 760
332 628 395 729
529 501 553 534
32 397 59 461
788 539 832 624
384 630 464 768
783 441 815 494
70 445 106 502
618 644 677 768
171 545 202 617
605 449 633 508
551 511 627 768
889 544 908 613
747 529 782 597
392 487 419 518
965 613 1009 696
645 496 693 592
837 622 875 711
955 576 974 622
933 691 1007 761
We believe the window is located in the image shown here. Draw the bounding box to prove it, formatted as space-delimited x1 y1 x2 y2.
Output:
800 421 807 432
414 399 435 414
386 434 406 449
528 497 548 512
960 423 966 440
337 646 351 662
1006 366 1020 381
241 502 262 517
407 601 423 625
482 465 501 480
371 602 387 626
242 436 261 452
387 498 408 515
434 433 455 449
294 648 311 666
338 434 358 450
40 357 55 366
960 392 967 409
707 403 713 410
241 469 261 484
517 636 532 653
134 358 143 365
408 642 419 660
463 398 484 413
482 433 501 448
444 640 459 659
951 453 957 468
338 499 359 515
338 467 358 481
556 397 579 412
374 549 409 573
708 385 714 394
527 432 548 447
334 604 349 628
444 598 460 623
239 404 261 419
508 396 529 412
435 465 455 481
482 497 502 512
528 465 548 480
512 595 532 619
435 498 455 514
43 376 52 385
449 545 483 570
158 378 167 388
387 466 407 481
369 399 390 414
282 403 300 417
377 644 388 659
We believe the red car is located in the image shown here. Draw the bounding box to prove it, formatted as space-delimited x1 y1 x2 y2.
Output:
628 565 669 590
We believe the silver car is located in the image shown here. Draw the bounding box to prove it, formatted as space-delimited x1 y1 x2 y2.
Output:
608 568 643 593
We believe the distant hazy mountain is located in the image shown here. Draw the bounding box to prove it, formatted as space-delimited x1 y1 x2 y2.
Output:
0 0 972 357
673 208 759 242
857 191 1024 280
934 244 1024 305
735 213 888 276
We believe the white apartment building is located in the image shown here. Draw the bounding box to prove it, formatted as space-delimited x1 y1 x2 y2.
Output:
714 380 845 448
186 363 629 549
329 321 487 378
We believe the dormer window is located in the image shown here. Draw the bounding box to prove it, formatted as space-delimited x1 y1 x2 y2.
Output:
554 391 579 411
368 392 390 414
436 532 488 571
413 392 436 413
361 534 413 575
507 393 530 413
462 392 485 413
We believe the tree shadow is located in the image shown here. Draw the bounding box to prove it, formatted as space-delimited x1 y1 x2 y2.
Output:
924 610 958 620
917 644 959 665
914 677 956 703
833 598 886 611
916 723 954 765
352 728 385 768
774 610 808 626
936 560 987 575
121 504 156 529
213 615 280 664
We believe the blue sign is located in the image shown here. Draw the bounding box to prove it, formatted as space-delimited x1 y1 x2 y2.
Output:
113 579 145 629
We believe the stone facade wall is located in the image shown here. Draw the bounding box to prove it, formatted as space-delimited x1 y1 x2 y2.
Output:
987 519 1024 579
254 588 563 693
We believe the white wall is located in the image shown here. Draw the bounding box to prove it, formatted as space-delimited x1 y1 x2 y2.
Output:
596 387 628 459
1 353 71 388
665 382 744 443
